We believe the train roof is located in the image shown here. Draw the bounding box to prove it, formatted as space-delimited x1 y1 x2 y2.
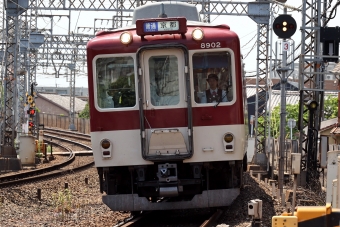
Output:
96 20 230 37
132 2 200 23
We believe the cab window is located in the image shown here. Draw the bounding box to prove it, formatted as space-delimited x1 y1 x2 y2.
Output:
148 55 180 106
95 56 136 108
192 52 233 104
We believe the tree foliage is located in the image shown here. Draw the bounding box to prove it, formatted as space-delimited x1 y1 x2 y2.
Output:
257 96 338 139
78 103 90 119
324 95 338 120
258 104 301 139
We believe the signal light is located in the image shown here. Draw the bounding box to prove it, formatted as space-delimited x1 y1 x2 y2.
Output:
28 121 34 130
305 100 318 110
27 108 36 117
275 24 281 29
27 95 34 104
273 15 297 39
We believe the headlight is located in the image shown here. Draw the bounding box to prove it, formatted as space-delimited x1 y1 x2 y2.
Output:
192 28 204 41
224 133 234 143
120 32 133 45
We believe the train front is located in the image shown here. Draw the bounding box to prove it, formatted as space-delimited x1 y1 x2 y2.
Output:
86 2 247 211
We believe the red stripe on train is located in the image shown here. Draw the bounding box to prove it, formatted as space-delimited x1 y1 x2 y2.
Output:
90 105 244 132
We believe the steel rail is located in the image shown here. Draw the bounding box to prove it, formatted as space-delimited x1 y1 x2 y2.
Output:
0 134 93 187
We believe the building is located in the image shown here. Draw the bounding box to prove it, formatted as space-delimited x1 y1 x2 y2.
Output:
36 86 89 97
35 92 87 116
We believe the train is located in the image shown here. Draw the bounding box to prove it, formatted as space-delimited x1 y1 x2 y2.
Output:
86 1 248 211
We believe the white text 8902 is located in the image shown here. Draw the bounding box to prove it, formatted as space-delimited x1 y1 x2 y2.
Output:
200 42 221 49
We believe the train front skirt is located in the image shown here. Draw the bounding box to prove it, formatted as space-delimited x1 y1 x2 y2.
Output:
102 188 240 210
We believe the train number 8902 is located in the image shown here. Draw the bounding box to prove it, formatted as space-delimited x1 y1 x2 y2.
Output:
200 42 221 49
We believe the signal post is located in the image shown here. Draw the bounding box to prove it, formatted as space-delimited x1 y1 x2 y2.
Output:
273 9 297 203
25 82 38 136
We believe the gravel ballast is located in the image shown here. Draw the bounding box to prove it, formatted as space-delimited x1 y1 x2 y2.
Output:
0 168 325 227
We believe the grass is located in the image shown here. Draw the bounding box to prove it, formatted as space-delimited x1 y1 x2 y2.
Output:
52 189 73 220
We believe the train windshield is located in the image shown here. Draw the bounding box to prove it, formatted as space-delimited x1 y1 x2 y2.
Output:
95 56 136 109
148 55 180 106
192 51 233 104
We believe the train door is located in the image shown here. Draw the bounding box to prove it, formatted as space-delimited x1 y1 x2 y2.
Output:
138 47 193 161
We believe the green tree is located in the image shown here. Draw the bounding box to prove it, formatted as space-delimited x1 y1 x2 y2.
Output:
258 103 304 139
78 103 90 119
324 95 338 120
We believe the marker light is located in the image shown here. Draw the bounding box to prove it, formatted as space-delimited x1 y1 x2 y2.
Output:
192 28 204 41
101 139 112 158
223 133 235 152
224 133 234 143
101 139 111 149
120 32 133 45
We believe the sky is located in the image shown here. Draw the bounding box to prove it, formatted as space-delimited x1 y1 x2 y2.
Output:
33 0 340 88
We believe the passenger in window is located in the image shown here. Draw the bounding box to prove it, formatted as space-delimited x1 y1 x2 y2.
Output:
200 74 228 103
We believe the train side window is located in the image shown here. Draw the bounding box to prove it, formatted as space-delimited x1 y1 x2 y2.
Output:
148 55 180 106
192 52 233 104
95 56 136 109
96 56 136 108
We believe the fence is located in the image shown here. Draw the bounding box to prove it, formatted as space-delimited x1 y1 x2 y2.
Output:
39 113 90 134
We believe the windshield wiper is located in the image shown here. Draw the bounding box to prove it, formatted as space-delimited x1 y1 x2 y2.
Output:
214 93 228 108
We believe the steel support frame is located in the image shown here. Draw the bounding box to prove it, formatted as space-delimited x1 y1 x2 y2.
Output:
17 12 29 137
298 0 324 184
2 14 19 148
254 24 269 157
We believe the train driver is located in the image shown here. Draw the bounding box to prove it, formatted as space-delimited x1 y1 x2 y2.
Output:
200 74 228 103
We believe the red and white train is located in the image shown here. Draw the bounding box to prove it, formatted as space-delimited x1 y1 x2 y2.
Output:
87 2 248 211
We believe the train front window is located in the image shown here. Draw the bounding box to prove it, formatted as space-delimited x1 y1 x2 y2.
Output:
95 56 136 109
148 55 180 106
192 52 233 104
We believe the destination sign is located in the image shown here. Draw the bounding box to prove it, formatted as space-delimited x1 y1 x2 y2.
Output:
143 21 179 33
136 17 187 38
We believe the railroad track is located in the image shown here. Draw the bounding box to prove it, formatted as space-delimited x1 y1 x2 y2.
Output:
43 127 92 147
0 129 93 187
114 209 223 227
43 127 91 141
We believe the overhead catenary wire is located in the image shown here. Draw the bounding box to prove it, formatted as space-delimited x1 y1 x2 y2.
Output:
243 40 257 60
73 11 81 34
